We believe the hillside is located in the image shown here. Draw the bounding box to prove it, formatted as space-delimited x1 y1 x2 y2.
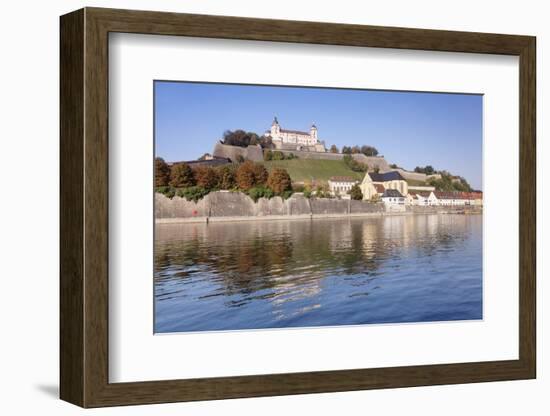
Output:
261 159 365 183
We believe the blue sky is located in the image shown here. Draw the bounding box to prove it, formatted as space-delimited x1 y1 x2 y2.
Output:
155 81 482 189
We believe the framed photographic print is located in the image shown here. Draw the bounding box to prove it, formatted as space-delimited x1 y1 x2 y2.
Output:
60 7 536 407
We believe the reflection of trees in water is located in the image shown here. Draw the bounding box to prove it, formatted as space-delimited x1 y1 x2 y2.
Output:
155 214 480 304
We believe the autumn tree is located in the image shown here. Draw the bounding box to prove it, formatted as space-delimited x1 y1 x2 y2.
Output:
315 182 330 198
349 184 363 200
216 164 237 189
330 144 339 153
193 165 219 190
236 161 258 190
169 163 195 188
267 168 292 194
253 163 269 185
155 157 170 187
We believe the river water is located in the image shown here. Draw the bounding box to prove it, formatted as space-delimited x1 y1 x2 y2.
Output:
154 214 482 333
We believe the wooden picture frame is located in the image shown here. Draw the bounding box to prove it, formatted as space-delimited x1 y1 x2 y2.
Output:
60 7 536 408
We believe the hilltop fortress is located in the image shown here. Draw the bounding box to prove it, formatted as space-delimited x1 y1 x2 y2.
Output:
266 117 326 153
212 117 442 183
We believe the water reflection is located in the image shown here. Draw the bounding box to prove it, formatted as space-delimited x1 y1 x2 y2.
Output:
155 214 482 333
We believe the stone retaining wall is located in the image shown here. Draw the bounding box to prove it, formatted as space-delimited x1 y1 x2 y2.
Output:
212 142 264 162
394 168 441 182
155 192 480 222
156 191 385 220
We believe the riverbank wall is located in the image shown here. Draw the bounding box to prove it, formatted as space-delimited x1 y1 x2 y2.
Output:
155 192 481 223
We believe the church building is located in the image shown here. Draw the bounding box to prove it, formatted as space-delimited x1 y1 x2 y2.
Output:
265 117 326 152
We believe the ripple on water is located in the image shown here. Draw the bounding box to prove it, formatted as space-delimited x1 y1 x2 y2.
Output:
154 215 483 333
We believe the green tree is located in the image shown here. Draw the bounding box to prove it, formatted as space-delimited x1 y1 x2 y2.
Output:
343 154 368 172
360 145 379 156
169 163 195 188
155 157 170 187
272 151 285 161
267 168 292 194
330 144 339 153
428 173 471 192
176 186 210 202
414 165 435 175
341 146 352 154
349 184 363 200
264 150 273 161
156 186 175 199
248 186 274 202
222 129 249 147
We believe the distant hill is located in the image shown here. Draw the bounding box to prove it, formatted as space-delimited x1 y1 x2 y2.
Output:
261 159 364 183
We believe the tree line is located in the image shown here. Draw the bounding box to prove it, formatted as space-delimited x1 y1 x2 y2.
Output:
414 165 436 175
428 172 472 192
263 150 298 161
222 130 274 149
155 158 292 201
330 145 379 157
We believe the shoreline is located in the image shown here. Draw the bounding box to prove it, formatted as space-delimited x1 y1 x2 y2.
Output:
156 209 482 224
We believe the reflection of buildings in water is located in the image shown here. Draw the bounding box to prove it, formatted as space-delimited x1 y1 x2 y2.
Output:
328 220 353 253
360 220 380 259
380 215 411 251
155 214 479 302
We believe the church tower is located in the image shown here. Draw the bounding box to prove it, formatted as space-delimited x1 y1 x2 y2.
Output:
270 116 281 137
310 123 318 142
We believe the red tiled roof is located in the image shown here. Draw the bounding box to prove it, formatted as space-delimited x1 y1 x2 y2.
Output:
434 191 472 200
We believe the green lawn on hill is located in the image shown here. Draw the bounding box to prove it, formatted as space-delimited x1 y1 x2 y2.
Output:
261 159 365 183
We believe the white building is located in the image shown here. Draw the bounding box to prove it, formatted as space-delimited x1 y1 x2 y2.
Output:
381 189 406 212
381 189 405 205
328 176 359 197
265 117 326 152
433 191 471 206
407 190 438 206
